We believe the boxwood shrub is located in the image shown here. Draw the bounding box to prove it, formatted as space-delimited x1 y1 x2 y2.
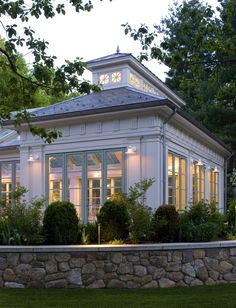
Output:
97 200 130 242
43 201 78 244
152 204 180 243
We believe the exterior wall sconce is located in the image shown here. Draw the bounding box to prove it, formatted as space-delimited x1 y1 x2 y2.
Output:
213 166 219 173
196 159 203 166
125 145 137 154
28 154 39 162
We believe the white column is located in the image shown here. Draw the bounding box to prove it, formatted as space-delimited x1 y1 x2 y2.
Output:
142 137 161 211
126 141 141 190
28 146 44 200
19 147 30 202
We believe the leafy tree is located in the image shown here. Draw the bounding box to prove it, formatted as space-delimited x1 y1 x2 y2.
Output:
123 0 236 151
0 0 106 142
0 38 67 110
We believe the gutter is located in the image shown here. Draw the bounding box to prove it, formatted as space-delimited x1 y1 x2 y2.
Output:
162 107 177 204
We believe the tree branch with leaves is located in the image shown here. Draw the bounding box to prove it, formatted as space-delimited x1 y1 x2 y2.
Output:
0 0 109 143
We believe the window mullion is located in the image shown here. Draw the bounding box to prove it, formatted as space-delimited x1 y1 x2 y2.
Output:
62 154 67 201
179 158 182 211
172 155 176 205
12 162 16 194
122 149 126 194
83 153 88 223
102 150 107 206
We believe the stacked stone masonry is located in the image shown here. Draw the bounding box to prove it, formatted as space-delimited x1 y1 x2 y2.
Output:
0 243 236 288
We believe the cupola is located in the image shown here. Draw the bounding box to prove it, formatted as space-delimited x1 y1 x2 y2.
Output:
86 51 185 107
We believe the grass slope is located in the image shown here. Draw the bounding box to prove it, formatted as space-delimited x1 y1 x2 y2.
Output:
0 284 236 307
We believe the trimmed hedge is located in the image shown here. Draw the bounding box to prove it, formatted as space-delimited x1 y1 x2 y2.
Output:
43 201 78 244
97 200 130 242
153 204 180 243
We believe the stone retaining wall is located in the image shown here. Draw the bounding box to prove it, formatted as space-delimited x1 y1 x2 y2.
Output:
0 242 236 288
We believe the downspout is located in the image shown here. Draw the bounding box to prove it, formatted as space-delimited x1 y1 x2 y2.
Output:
224 152 234 213
162 107 177 204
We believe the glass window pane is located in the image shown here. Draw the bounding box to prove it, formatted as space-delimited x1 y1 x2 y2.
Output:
210 170 219 204
87 152 102 222
192 163 205 203
15 163 20 188
168 153 173 205
181 190 186 210
175 156 180 210
106 151 123 200
215 173 219 203
168 152 186 210
67 154 83 219
48 155 63 204
1 163 12 203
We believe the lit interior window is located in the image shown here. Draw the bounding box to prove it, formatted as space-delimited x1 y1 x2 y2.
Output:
135 77 140 88
87 152 102 222
67 154 83 218
143 83 149 92
210 168 219 204
0 161 19 204
106 151 123 200
47 150 125 222
48 155 63 203
130 73 135 85
1 163 12 203
192 162 205 203
168 152 186 210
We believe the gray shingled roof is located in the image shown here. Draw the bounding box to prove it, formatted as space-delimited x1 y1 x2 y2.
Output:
30 86 167 121
0 129 19 150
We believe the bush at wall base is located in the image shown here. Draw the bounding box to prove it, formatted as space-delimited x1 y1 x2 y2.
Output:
180 201 225 242
0 187 44 245
227 199 236 237
43 201 79 244
152 205 180 243
97 200 130 242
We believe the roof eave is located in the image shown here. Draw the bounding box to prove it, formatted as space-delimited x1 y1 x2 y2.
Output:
7 98 170 125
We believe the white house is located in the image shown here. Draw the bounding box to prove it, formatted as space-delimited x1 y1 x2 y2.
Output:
1 52 231 222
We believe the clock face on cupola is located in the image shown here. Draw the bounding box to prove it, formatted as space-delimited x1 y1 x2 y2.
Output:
99 74 109 85
111 71 122 83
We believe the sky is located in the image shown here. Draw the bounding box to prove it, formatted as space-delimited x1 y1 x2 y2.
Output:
1 0 219 81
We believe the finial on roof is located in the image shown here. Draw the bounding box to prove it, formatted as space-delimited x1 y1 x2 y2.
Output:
116 45 120 53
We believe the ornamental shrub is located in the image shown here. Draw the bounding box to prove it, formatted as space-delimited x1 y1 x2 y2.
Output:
110 178 154 243
43 201 78 244
228 200 236 228
97 200 130 242
180 201 225 242
0 187 44 245
152 205 180 243
180 221 219 242
78 222 98 244
128 202 153 243
227 199 236 236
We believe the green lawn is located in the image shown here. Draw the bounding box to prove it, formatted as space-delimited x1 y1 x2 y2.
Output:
0 284 236 307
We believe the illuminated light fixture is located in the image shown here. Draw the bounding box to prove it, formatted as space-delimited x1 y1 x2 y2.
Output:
125 145 137 154
93 171 101 178
196 159 203 166
28 154 39 162
213 166 219 173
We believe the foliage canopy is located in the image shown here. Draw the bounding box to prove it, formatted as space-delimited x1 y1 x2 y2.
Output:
124 0 236 151
0 0 107 142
